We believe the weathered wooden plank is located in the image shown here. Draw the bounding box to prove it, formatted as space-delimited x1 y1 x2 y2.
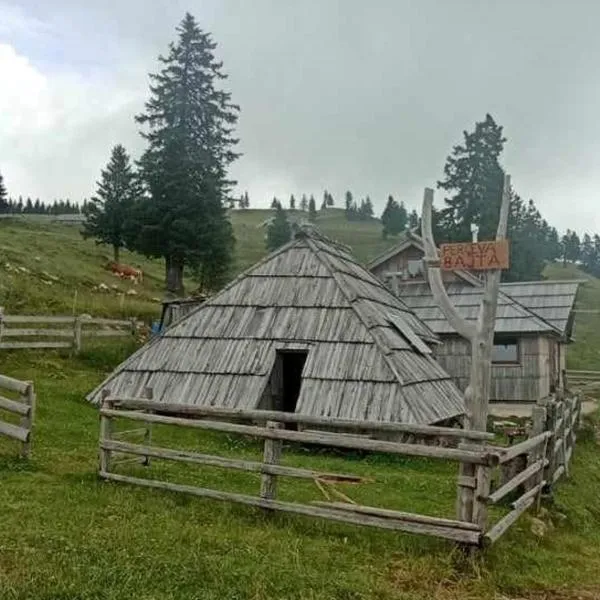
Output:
260 421 283 501
553 465 565 483
511 481 546 510
3 315 75 324
83 330 131 338
494 431 552 464
100 409 497 465
112 428 148 439
0 420 30 443
0 328 75 337
99 392 113 473
0 395 30 416
99 471 481 544
473 464 492 529
483 495 535 545
0 341 72 350
85 318 136 327
106 399 493 441
0 373 30 394
312 501 481 532
488 459 546 505
102 439 366 483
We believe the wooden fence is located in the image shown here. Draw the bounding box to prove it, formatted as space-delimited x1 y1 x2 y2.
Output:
97 393 582 548
0 373 35 458
0 311 140 352
565 369 600 394
477 394 581 545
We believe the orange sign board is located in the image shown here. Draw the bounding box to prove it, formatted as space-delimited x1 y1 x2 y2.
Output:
440 240 509 271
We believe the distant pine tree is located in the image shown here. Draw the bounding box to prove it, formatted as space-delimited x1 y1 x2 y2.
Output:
82 144 141 263
308 195 317 222
300 194 308 212
344 191 355 221
266 204 292 251
271 197 281 209
0 171 8 214
381 195 408 238
289 194 296 210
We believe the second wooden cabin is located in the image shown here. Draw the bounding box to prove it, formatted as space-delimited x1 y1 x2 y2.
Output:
369 230 581 404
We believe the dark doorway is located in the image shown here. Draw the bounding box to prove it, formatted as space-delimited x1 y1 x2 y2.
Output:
277 350 307 413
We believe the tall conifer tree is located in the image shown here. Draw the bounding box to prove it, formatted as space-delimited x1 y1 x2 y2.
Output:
131 13 239 294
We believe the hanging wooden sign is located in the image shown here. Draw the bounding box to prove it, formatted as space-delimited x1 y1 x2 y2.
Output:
440 240 509 271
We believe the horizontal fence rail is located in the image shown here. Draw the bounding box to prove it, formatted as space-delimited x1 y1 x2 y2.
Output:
106 398 495 445
99 392 495 546
0 311 141 352
0 372 35 458
97 391 582 549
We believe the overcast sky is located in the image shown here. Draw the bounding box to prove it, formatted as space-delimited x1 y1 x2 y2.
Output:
1 0 599 232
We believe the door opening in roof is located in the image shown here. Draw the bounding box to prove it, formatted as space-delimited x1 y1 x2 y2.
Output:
259 350 308 423
277 350 308 414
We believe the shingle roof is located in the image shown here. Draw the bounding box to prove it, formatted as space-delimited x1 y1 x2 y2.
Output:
397 281 562 336
499 280 581 339
87 227 465 424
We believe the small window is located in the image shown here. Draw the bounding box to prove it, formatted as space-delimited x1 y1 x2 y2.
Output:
492 336 519 364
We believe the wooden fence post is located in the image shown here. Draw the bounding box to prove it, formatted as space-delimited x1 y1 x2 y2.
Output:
99 389 113 474
260 421 284 502
142 387 153 466
74 316 82 353
456 446 476 523
544 400 558 491
472 462 492 531
20 382 35 459
530 405 547 508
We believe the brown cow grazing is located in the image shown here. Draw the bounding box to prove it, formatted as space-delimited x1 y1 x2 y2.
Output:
105 261 143 284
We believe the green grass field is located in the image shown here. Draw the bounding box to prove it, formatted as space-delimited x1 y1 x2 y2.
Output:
1 347 600 599
1 214 600 598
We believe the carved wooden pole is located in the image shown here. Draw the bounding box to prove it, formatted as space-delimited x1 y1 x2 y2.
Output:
422 174 511 432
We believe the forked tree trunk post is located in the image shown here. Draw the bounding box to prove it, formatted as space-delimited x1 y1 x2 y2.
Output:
421 174 511 432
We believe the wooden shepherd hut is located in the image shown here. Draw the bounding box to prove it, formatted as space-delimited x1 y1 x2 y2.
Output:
368 230 581 403
88 226 465 424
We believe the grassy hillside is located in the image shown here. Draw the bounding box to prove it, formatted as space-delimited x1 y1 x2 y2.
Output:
0 209 392 320
544 263 600 370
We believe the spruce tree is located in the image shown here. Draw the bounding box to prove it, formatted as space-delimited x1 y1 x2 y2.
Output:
381 195 408 238
326 191 334 207
308 195 317 222
289 194 296 210
300 194 308 212
437 114 506 242
266 204 292 251
130 13 239 294
408 209 419 229
82 144 140 263
0 171 8 213
271 197 280 209
344 191 354 221
241 191 250 208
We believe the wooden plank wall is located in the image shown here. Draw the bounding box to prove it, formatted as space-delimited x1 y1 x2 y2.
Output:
434 336 545 402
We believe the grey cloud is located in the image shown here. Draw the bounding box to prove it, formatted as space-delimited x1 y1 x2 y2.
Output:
4 0 600 231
